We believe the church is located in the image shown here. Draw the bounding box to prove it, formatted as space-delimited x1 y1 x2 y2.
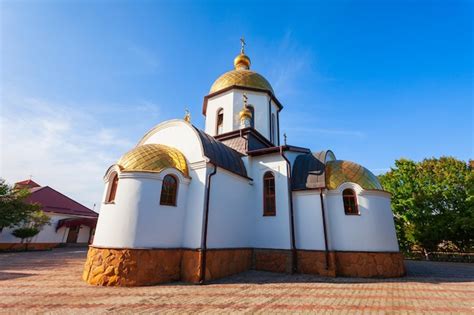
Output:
83 41 405 286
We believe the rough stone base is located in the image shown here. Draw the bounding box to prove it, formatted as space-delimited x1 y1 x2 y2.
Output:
0 243 59 251
83 247 405 286
297 250 337 277
253 249 292 273
334 251 405 278
82 247 182 286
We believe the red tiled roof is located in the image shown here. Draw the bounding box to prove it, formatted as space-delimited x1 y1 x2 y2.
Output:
20 183 98 218
14 179 41 189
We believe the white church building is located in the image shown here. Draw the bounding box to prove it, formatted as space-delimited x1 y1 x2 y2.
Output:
83 42 405 286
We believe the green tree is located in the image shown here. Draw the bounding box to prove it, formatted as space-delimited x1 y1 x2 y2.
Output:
0 179 41 229
12 210 51 249
379 157 474 254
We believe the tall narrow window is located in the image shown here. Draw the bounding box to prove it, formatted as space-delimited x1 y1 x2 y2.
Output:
271 113 276 143
263 171 276 216
216 108 224 135
248 105 255 128
160 174 178 206
343 189 358 215
107 173 118 203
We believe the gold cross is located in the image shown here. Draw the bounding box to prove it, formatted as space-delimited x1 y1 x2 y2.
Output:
240 36 246 54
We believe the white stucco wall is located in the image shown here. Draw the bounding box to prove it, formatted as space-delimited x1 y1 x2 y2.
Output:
205 89 279 142
325 183 399 252
250 154 292 249
140 120 206 164
93 169 191 249
206 167 254 248
0 213 93 244
181 166 206 249
293 191 326 250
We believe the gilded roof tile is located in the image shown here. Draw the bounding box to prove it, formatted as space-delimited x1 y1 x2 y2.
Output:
325 160 383 191
117 144 188 177
210 69 274 95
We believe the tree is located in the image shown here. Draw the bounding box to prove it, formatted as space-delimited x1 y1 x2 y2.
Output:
0 179 41 229
379 157 474 253
12 210 51 249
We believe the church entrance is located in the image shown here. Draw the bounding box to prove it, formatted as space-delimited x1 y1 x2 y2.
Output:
66 226 80 243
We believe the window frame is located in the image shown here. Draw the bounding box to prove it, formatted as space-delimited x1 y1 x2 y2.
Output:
263 171 276 216
105 173 119 204
160 174 179 207
342 188 359 215
216 108 224 135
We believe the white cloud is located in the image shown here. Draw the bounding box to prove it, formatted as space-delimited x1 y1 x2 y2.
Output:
0 95 138 211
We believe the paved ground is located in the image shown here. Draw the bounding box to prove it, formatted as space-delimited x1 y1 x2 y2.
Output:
0 248 473 314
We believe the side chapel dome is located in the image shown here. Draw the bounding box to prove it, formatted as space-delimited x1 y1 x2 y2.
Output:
209 43 274 95
325 160 382 191
117 144 189 177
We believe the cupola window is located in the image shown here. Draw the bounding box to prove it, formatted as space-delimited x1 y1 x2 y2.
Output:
160 174 178 206
106 173 118 203
263 171 276 216
343 189 358 215
216 108 224 135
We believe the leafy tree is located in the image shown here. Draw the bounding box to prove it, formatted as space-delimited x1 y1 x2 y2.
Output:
12 210 51 249
0 179 41 229
379 157 474 254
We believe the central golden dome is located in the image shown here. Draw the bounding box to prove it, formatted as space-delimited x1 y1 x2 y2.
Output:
209 46 274 95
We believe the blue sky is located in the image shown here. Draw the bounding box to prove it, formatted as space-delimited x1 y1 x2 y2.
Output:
1 0 472 208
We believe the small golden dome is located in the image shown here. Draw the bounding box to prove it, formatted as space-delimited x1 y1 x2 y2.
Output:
234 53 251 70
239 106 252 120
209 40 273 95
325 160 383 191
118 144 189 177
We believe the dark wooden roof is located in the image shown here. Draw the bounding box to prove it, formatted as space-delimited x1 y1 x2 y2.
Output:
214 127 274 154
193 127 249 178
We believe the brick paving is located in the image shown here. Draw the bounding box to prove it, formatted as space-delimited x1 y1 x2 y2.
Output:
0 248 473 314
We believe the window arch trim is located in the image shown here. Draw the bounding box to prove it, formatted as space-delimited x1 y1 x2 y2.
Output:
160 174 179 206
263 171 276 216
216 108 224 135
106 172 119 204
342 188 359 215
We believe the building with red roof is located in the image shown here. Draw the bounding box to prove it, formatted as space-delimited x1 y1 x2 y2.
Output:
0 180 98 251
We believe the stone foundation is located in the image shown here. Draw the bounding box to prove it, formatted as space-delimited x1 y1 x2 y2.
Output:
83 246 405 286
334 251 405 278
82 247 182 286
253 249 292 273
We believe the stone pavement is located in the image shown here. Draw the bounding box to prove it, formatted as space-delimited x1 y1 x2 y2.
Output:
0 248 473 314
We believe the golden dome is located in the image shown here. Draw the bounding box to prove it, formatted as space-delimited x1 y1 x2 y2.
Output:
234 53 251 70
325 160 383 191
209 43 273 95
210 69 274 95
117 144 189 177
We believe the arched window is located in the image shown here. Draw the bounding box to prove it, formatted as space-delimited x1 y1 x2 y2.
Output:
160 174 178 206
216 108 224 135
343 189 358 215
248 105 255 128
107 173 118 203
263 171 276 216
